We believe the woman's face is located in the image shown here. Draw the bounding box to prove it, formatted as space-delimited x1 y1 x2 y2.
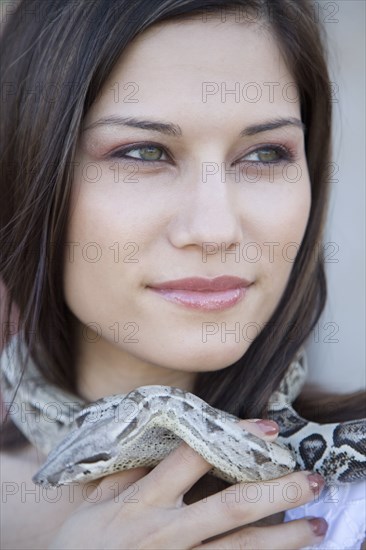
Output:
64 15 311 396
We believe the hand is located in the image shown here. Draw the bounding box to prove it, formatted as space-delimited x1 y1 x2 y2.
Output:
48 419 327 550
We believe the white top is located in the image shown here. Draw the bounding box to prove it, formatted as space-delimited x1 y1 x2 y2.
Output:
284 480 366 549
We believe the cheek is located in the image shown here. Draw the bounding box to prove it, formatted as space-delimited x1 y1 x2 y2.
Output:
62 179 117 322
253 179 311 284
277 181 311 247
62 177 161 322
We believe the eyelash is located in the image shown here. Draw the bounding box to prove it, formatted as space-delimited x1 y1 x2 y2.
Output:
109 141 297 166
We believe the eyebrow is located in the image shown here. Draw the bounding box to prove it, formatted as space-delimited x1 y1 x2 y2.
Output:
82 115 305 137
240 117 306 136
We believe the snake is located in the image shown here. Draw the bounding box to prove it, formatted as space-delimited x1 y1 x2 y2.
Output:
0 336 365 488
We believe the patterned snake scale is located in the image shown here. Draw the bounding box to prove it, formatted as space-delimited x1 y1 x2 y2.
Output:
1 338 365 488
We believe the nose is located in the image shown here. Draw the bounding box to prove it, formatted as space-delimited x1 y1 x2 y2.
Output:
167 165 244 250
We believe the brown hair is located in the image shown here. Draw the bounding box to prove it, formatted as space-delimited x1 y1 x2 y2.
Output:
1 0 364 449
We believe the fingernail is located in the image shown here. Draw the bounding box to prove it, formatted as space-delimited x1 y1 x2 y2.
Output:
308 517 328 537
254 419 279 434
307 473 325 495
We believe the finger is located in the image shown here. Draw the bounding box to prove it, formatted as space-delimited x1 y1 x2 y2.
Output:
141 440 214 506
239 418 279 441
141 418 279 505
80 466 152 505
193 517 328 550
178 470 325 545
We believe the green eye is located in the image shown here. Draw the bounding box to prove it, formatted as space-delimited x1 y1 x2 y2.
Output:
256 149 280 162
242 146 291 164
137 146 163 161
119 145 166 162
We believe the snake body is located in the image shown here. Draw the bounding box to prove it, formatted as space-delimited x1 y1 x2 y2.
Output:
1 338 365 488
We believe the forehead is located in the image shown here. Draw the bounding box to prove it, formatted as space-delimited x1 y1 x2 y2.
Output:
85 16 299 127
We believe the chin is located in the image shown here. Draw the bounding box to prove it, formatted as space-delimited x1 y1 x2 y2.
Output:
165 343 248 373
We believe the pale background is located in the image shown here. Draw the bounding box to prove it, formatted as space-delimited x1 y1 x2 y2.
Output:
304 0 365 392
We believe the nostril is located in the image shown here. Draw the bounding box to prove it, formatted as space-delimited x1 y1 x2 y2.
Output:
74 452 112 465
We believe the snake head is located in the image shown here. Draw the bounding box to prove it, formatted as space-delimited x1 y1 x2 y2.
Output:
32 395 145 487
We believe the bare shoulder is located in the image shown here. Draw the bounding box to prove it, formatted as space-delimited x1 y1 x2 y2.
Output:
1 446 49 549
1 445 41 502
1 444 41 478
0 446 82 550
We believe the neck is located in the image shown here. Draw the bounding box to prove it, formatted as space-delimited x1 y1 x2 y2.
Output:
73 321 198 402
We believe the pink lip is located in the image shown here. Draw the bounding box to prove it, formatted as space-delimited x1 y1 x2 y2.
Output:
149 276 252 291
147 276 252 311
